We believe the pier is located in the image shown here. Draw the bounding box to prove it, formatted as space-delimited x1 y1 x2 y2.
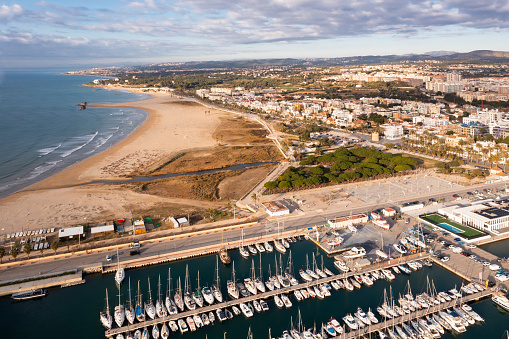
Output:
105 252 431 337
342 289 493 338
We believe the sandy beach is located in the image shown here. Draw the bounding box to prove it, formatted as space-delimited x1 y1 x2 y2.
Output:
0 88 226 232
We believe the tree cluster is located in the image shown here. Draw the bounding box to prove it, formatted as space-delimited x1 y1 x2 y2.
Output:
264 147 417 191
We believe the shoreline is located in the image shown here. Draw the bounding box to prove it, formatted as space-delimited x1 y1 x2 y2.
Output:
0 85 225 230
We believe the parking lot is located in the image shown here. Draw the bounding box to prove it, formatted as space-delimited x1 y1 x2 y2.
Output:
345 176 461 204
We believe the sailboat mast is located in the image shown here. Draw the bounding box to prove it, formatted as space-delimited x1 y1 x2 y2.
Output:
105 288 110 314
215 256 221 287
251 259 255 280
259 255 263 280
128 278 133 308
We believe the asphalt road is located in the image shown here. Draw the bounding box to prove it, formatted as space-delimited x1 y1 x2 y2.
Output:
1 180 507 283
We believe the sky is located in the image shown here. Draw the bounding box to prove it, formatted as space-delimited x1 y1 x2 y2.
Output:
1 0 509 69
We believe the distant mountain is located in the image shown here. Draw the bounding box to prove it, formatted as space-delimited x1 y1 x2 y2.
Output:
423 50 457 57
86 50 509 73
435 50 509 61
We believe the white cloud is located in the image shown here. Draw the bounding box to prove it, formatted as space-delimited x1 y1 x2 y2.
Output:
0 4 24 22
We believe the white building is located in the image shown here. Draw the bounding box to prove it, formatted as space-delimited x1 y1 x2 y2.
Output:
328 214 368 228
261 201 290 217
381 123 404 140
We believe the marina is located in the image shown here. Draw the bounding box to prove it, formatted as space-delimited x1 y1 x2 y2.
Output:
1 233 508 339
104 249 465 337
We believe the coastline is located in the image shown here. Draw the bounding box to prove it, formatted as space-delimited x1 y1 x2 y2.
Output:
0 86 225 231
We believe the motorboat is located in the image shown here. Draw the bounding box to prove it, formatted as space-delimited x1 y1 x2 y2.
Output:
168 320 179 332
253 299 262 312
152 324 159 339
11 289 47 301
355 307 371 325
342 247 366 259
216 308 227 322
281 238 290 248
208 311 215 323
186 316 196 332
274 295 284 308
255 242 265 253
177 319 188 334
393 243 407 254
201 286 215 305
260 299 269 311
193 314 203 328
219 248 231 265
281 294 293 308
248 244 257 255
342 314 358 330
492 291 509 311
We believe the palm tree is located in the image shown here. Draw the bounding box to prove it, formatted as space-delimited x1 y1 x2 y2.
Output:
51 241 59 255
0 247 4 263
23 243 31 259
251 193 258 207
11 248 19 261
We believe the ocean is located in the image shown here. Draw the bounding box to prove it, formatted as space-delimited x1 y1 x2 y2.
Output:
0 240 507 338
0 70 150 198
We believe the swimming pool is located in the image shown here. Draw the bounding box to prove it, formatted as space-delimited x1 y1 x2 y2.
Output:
439 222 465 234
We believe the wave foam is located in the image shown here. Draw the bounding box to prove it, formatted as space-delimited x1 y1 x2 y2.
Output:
60 131 98 158
37 143 62 156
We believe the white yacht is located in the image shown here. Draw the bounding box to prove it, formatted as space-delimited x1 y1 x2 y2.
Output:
144 278 156 320
492 291 509 311
114 291 125 328
125 278 135 325
264 241 273 252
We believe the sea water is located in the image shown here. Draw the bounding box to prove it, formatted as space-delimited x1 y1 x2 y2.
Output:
0 70 149 198
0 240 507 338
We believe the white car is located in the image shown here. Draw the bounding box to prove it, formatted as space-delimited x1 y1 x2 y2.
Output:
482 261 490 266
441 256 450 262
467 244 477 249
106 255 112 262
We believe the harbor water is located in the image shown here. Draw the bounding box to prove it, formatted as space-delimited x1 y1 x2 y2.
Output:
0 70 150 198
0 240 508 338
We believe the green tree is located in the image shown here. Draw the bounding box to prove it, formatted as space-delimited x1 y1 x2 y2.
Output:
278 181 291 189
264 181 277 189
11 247 19 261
446 130 454 135
23 243 31 259
51 241 59 255
394 164 412 171
0 247 4 263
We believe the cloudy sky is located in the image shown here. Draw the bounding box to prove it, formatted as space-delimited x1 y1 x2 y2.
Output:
1 0 508 69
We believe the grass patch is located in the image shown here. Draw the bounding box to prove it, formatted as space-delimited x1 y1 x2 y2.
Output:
420 213 485 238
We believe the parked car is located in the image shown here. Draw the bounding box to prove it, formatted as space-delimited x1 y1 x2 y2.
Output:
441 256 450 262
106 255 112 262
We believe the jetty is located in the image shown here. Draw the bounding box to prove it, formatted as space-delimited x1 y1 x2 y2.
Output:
105 252 431 337
341 289 493 338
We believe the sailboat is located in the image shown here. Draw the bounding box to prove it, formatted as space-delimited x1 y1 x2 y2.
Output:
135 280 145 322
244 259 258 295
165 268 178 315
239 230 250 259
305 254 319 279
254 255 266 293
174 277 185 312
183 265 196 310
115 247 125 286
100 288 113 329
219 231 231 265
211 256 223 303
193 270 204 307
155 275 168 318
144 277 156 320
125 278 135 325
227 260 240 299
274 222 287 253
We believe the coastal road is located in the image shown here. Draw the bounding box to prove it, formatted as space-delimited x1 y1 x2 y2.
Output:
1 180 507 283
